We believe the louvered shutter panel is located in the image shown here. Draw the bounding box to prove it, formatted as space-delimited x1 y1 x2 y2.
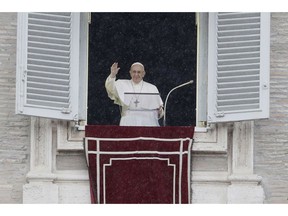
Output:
207 12 270 123
16 12 84 120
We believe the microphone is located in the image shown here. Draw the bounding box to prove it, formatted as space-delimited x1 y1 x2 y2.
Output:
163 80 194 126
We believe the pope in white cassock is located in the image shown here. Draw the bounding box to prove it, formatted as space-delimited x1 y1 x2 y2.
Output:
105 62 164 126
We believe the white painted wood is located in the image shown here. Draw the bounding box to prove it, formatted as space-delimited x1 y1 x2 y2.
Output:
208 12 270 123
196 13 208 126
16 12 86 121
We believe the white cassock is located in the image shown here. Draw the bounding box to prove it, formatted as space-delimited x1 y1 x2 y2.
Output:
105 75 164 126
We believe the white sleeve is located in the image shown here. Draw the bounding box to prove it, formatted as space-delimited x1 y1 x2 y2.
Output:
105 75 116 94
105 75 122 105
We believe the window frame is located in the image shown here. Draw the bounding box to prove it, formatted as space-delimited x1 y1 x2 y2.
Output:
15 12 271 151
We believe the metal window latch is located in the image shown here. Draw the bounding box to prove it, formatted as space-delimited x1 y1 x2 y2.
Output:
74 120 86 131
215 112 225 118
61 108 72 114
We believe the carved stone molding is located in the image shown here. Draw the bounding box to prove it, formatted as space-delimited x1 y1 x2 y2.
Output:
193 123 228 152
28 117 54 177
23 117 58 203
56 121 229 152
231 121 254 174
57 120 85 150
227 121 265 203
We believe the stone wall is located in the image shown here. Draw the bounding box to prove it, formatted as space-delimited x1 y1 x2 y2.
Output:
254 12 288 204
0 12 30 203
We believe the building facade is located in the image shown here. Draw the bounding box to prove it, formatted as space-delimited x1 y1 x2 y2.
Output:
0 12 287 204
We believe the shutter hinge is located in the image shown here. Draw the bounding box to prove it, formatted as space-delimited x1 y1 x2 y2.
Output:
22 70 27 81
262 83 269 90
74 120 85 131
61 108 72 114
215 112 225 118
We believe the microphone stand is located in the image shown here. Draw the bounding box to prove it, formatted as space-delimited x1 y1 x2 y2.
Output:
163 80 194 126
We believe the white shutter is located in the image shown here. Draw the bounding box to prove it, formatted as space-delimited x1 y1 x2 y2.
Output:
207 12 270 123
16 12 85 121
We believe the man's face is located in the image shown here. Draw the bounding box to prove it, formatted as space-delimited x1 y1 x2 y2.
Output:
130 65 145 84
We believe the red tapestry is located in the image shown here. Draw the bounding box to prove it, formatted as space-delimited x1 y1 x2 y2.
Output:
85 125 194 204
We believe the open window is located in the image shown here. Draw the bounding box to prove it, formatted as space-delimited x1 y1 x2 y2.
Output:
15 12 270 127
87 13 197 126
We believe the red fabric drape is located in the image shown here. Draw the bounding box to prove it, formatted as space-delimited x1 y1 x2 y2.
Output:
85 125 194 204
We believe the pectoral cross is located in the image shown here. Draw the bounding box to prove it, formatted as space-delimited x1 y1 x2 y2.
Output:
134 99 140 107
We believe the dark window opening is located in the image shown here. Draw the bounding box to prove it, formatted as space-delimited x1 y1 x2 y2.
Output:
88 13 197 126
